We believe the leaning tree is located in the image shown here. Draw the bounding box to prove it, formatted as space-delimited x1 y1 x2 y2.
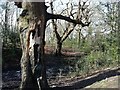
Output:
14 0 90 89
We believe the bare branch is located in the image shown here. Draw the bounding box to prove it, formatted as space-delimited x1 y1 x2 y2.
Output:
47 13 90 27
50 0 61 40
61 25 76 42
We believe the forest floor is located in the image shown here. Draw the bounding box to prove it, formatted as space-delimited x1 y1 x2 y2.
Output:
2 46 120 89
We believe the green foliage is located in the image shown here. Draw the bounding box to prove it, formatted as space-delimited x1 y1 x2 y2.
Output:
60 24 118 76
2 30 21 68
2 30 20 48
7 31 20 48
63 38 79 51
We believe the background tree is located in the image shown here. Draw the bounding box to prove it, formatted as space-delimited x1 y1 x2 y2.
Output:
0 2 21 69
50 0 90 55
96 1 118 62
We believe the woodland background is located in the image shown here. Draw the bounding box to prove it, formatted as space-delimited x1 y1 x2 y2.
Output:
0 0 119 89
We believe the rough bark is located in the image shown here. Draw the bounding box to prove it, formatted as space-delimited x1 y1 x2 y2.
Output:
15 1 90 89
18 2 48 90
20 30 38 89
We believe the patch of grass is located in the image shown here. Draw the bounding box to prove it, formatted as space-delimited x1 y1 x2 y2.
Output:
65 48 118 77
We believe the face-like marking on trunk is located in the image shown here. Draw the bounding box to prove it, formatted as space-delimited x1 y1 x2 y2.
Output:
26 21 37 52
29 33 35 51
27 19 42 52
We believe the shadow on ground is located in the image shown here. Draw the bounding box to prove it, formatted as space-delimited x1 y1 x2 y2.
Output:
2 68 120 90
48 67 120 90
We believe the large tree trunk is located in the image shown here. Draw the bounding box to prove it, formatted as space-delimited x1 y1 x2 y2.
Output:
15 1 90 89
18 2 48 89
20 30 39 89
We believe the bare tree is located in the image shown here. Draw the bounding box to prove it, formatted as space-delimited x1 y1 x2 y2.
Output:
3 2 9 47
14 0 90 89
50 0 90 55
